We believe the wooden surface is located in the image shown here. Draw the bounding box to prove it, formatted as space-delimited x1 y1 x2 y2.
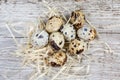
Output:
0 0 120 80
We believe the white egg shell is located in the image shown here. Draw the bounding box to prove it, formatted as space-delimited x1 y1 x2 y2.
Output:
61 24 76 41
31 30 49 48
77 26 97 41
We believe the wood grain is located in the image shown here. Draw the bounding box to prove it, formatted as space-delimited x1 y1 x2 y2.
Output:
0 0 120 80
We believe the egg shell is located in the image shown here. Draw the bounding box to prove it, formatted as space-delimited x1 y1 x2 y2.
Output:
31 30 49 48
49 32 65 51
70 10 85 29
77 26 97 41
61 23 76 41
68 39 88 55
45 51 67 67
46 16 64 33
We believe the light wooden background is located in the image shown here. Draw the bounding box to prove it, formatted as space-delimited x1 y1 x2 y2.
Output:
0 0 120 80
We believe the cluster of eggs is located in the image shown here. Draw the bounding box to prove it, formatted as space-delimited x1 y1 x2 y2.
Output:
31 10 97 67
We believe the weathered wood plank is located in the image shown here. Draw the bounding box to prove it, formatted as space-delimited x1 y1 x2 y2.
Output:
0 2 120 37
0 35 120 80
0 0 120 80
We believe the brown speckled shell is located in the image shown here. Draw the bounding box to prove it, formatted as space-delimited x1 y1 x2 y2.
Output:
46 16 64 33
70 10 85 29
68 39 88 55
45 51 67 67
89 28 97 41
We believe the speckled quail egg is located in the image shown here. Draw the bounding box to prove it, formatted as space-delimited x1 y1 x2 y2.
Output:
45 51 67 67
70 10 85 29
46 16 64 33
77 26 97 41
31 30 49 48
49 32 65 51
61 23 76 41
68 39 88 55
